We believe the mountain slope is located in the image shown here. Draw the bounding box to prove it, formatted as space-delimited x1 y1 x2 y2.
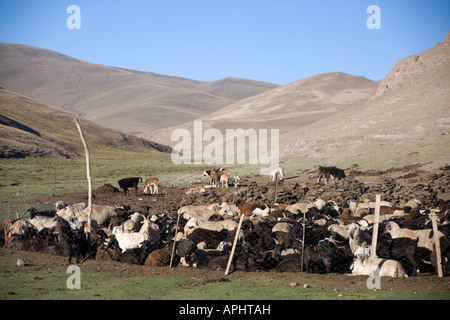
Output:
144 72 377 146
0 88 172 158
0 43 278 135
281 31 450 170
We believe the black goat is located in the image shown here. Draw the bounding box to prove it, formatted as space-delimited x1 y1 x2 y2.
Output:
377 234 419 276
118 177 142 196
67 231 89 264
304 239 336 274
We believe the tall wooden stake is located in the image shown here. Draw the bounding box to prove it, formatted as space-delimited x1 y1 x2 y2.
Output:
371 194 381 259
225 214 245 275
274 172 279 205
170 201 183 268
74 119 92 236
430 211 443 277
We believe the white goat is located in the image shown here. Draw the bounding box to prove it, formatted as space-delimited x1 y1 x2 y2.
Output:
112 226 149 253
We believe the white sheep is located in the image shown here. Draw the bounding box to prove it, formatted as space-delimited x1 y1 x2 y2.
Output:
285 202 314 214
197 219 238 233
219 202 240 216
349 247 408 278
179 204 220 220
112 226 149 253
122 212 144 233
384 221 445 251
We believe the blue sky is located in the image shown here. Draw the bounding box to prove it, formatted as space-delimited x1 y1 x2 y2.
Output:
0 0 449 85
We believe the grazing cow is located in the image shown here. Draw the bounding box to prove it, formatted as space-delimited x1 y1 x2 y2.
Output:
144 178 159 195
118 177 142 196
317 166 346 185
269 166 284 182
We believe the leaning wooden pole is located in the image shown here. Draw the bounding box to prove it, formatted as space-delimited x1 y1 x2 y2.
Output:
170 201 183 268
225 213 245 275
74 118 93 236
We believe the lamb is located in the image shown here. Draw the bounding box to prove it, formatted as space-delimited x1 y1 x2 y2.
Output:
349 247 408 278
269 165 284 182
143 177 159 195
220 172 230 188
112 226 149 252
186 185 207 195
117 177 142 196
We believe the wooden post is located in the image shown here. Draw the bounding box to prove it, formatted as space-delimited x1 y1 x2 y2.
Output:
301 211 306 272
74 119 92 236
274 172 279 205
170 202 183 268
225 214 245 275
371 194 381 259
430 211 443 277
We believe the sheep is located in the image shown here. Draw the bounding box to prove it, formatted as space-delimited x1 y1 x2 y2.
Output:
384 221 445 252
219 202 240 217
286 202 314 214
112 226 149 253
144 244 171 267
84 204 118 227
269 165 284 182
197 220 238 233
117 177 142 196
187 228 229 249
122 212 144 233
349 247 408 278
143 177 159 195
179 204 220 220
139 216 161 246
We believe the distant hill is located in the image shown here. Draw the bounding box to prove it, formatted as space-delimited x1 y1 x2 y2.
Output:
281 31 450 170
144 72 377 146
0 88 172 159
0 43 278 135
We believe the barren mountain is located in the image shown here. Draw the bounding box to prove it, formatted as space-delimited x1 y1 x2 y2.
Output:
281 31 450 170
0 43 278 135
144 72 377 146
0 88 172 159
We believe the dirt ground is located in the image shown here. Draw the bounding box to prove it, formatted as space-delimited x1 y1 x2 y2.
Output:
2 162 450 294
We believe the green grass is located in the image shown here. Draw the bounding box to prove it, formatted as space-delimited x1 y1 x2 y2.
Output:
1 256 448 300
